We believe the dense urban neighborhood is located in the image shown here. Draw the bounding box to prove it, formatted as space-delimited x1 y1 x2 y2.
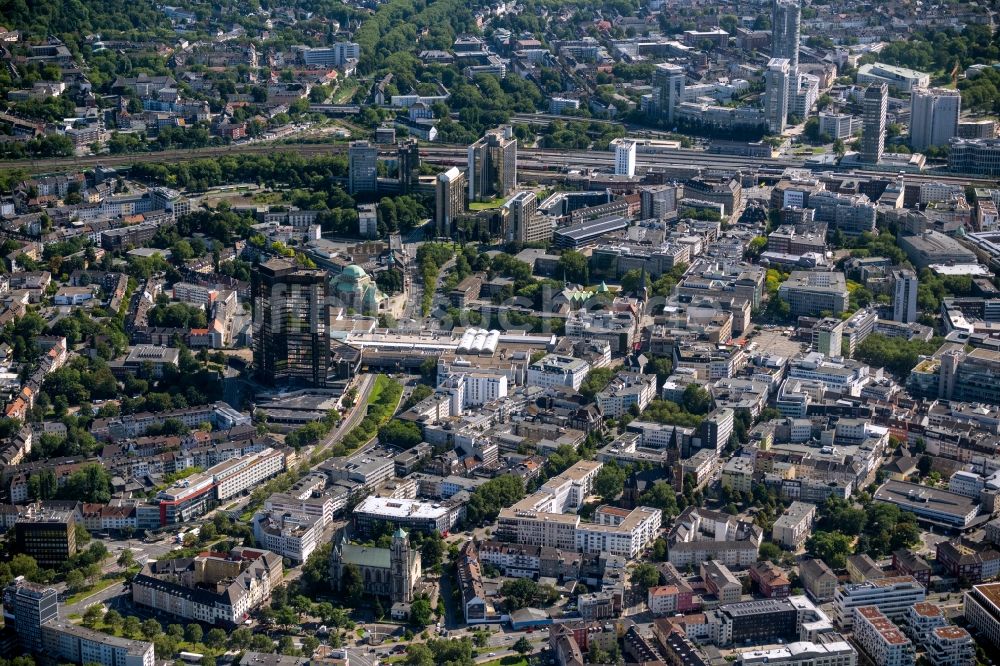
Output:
2 0 1000 666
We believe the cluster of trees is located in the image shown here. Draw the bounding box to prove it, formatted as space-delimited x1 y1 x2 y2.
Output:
0 134 74 159
405 638 476 666
846 230 909 265
85 604 290 659
335 375 403 454
642 398 705 428
28 464 112 503
808 497 921 567
436 75 543 144
959 67 1000 113
578 367 615 402
465 474 526 525
148 302 208 329
284 409 341 450
416 242 453 316
376 195 427 235
499 577 560 610
592 460 628 500
871 24 999 74
639 481 680 522
378 419 422 448
631 562 662 593
855 334 942 377
538 120 626 150
131 153 348 191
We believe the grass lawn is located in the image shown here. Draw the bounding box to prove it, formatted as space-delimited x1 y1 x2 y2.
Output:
65 575 125 605
368 374 390 405
480 657 528 666
334 80 360 104
468 197 506 211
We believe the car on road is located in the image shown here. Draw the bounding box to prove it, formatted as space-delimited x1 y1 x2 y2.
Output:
488 654 496 657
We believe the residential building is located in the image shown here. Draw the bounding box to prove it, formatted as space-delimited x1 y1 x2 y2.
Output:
132 548 283 626
800 558 838 602
4 580 154 666
42 621 155 666
772 501 815 549
892 550 932 588
647 584 696 616
750 561 791 598
498 487 661 559
910 88 961 152
595 372 657 418
852 606 914 666
667 506 761 569
702 560 741 603
924 626 975 666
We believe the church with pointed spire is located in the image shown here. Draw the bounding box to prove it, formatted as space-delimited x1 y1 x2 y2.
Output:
329 528 421 603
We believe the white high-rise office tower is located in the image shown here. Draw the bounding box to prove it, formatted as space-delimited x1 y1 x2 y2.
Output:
910 87 961 152
611 138 637 177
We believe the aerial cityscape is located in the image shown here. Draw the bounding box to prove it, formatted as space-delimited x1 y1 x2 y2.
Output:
0 0 999 666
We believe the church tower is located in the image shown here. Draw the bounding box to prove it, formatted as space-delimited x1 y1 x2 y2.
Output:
390 528 413 603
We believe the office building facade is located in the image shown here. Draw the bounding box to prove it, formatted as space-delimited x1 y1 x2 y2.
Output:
612 138 637 177
468 127 517 202
892 269 919 324
862 83 888 163
504 191 550 245
435 166 467 237
252 258 331 387
771 0 801 71
764 58 791 133
653 64 685 124
910 88 960 152
348 140 378 194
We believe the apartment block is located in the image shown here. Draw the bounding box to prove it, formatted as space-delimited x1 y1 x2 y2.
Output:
852 606 914 666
